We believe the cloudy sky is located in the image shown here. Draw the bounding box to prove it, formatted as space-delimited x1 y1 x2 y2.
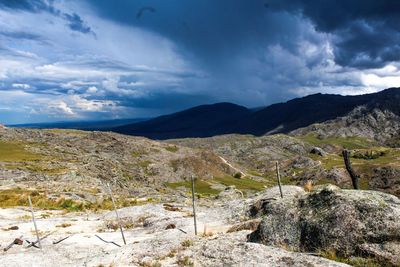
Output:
1 0 400 124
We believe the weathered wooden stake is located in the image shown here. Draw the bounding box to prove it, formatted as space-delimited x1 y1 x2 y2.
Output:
342 150 359 189
107 183 127 245
28 196 41 249
275 162 283 198
191 175 198 235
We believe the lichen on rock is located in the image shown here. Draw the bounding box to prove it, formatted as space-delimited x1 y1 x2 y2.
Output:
248 184 400 266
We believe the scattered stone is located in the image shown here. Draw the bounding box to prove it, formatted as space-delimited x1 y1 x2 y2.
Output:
165 223 176 230
14 238 23 245
216 185 244 200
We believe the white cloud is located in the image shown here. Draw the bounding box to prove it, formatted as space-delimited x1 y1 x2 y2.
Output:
69 95 116 112
12 83 31 89
86 86 98 93
48 100 75 116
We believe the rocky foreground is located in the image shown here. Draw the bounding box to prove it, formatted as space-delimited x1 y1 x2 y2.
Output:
1 185 399 266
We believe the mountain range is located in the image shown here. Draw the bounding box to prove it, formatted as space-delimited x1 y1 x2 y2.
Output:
113 87 400 140
11 88 400 141
9 118 147 130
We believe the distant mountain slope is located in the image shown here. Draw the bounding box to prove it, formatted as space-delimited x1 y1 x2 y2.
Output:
113 88 400 140
114 102 251 139
9 118 147 131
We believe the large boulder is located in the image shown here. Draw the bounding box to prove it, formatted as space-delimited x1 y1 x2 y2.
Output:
190 231 349 267
248 185 400 266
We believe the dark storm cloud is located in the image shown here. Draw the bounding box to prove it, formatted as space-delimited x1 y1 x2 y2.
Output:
0 0 94 35
86 0 306 65
86 0 400 69
266 0 400 68
63 13 94 35
115 91 214 110
2 0 398 124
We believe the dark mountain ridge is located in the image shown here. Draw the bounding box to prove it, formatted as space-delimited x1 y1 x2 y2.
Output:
114 88 400 139
115 102 251 139
8 118 147 131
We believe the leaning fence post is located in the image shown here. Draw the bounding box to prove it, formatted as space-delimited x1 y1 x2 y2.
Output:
28 195 41 249
275 162 283 198
191 175 198 235
107 183 127 245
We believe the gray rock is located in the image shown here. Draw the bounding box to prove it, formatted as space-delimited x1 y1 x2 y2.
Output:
248 185 400 266
326 167 350 185
190 231 349 267
371 166 400 197
216 185 244 200
310 147 327 157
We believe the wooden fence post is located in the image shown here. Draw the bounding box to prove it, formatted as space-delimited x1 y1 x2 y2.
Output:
28 195 41 249
275 162 283 198
107 183 127 245
191 175 198 235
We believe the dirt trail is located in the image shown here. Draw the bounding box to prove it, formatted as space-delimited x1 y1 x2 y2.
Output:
218 156 245 176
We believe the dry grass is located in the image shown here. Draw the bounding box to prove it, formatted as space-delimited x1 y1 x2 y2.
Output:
104 217 136 231
0 188 152 211
303 180 314 192
163 203 182 212
176 256 194 267
181 239 194 248
56 223 72 228
166 248 178 258
319 249 381 267
139 261 161 267
201 224 214 237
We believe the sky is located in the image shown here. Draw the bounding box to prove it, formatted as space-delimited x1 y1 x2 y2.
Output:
1 0 400 124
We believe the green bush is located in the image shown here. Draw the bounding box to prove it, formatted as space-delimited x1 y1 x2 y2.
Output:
234 172 242 179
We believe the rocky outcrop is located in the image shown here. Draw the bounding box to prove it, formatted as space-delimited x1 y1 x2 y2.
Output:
248 185 400 266
371 166 400 197
292 106 400 144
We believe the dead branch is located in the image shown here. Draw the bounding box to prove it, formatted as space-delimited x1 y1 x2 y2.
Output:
95 234 121 247
177 228 187 234
26 231 54 248
3 236 23 252
53 235 73 245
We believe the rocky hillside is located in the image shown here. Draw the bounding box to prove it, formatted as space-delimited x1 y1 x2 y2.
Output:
291 105 400 144
0 127 249 207
171 132 400 197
